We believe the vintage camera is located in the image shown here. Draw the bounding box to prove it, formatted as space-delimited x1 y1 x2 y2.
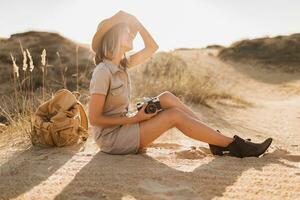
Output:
136 97 163 114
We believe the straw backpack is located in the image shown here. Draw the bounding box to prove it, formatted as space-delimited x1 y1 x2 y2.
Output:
31 89 89 147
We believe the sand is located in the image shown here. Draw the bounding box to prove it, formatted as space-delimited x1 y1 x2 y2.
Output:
0 49 299 200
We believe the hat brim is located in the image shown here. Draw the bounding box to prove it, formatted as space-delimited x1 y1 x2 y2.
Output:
91 14 138 53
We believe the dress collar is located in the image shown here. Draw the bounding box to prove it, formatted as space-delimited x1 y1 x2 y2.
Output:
103 58 126 74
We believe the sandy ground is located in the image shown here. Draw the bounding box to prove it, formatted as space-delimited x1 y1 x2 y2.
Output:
0 49 299 200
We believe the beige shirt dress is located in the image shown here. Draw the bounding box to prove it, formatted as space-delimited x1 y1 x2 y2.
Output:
89 59 140 155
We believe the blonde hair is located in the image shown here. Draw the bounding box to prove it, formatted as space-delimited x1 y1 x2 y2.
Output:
94 22 130 68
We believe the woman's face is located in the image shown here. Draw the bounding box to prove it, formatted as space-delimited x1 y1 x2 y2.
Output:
120 26 135 52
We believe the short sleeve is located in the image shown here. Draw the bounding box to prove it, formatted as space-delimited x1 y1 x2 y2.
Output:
89 67 110 95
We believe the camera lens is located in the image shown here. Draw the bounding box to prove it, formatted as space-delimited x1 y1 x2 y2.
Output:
146 104 156 114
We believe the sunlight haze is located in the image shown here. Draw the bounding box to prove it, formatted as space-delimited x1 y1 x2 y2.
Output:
0 0 299 51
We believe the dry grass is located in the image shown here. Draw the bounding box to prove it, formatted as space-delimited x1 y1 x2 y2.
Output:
0 88 91 147
0 45 91 146
130 51 251 108
0 31 94 95
0 31 94 148
279 82 300 95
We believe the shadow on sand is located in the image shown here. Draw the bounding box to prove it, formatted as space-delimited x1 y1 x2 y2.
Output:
0 144 83 199
53 148 299 200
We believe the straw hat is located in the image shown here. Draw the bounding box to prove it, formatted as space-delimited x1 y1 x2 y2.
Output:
91 10 139 53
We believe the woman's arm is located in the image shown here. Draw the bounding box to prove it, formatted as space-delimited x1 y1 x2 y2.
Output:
127 17 159 68
89 93 157 128
92 114 137 128
89 94 139 128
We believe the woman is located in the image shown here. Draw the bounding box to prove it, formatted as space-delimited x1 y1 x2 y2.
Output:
88 10 272 157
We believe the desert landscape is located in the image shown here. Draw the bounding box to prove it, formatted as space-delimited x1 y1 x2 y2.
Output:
0 32 299 200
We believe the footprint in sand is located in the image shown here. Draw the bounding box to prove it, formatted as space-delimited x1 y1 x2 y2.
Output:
174 147 208 159
147 142 183 150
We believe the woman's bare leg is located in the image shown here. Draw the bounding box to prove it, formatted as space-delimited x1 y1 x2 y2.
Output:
156 91 200 120
138 108 176 150
172 110 233 146
157 91 228 138
139 107 233 151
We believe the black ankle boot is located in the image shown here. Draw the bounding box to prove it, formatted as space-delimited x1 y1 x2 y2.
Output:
227 135 273 158
209 130 231 155
209 130 251 156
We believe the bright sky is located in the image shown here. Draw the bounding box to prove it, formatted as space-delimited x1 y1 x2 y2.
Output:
0 0 299 51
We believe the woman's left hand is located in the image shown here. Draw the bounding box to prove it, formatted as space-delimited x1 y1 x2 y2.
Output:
120 10 141 32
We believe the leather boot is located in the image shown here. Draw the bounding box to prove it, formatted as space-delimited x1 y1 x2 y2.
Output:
227 135 272 158
208 130 254 156
209 130 251 155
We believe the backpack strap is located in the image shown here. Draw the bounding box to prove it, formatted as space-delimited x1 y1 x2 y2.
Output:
76 101 88 130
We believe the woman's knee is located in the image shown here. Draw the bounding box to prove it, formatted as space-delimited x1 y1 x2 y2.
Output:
158 91 176 100
157 91 179 108
163 107 186 125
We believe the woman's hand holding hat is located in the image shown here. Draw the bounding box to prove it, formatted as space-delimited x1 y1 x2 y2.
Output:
91 10 140 52
118 10 136 23
117 10 140 36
